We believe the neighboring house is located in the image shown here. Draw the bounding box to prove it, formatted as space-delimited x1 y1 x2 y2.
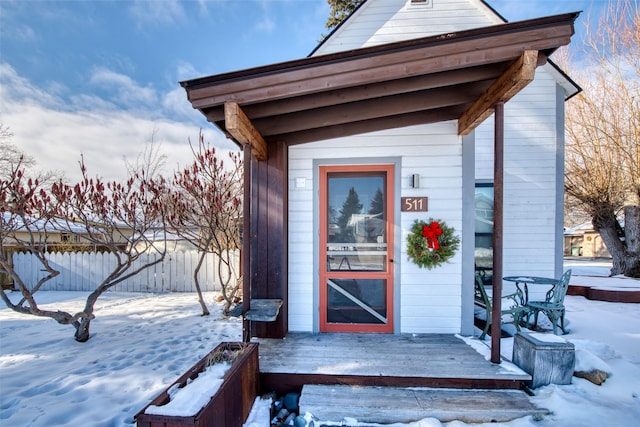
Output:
180 0 579 343
1 213 102 253
1 213 95 288
564 222 612 258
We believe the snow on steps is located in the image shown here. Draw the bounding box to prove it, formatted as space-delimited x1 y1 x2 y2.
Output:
299 384 549 424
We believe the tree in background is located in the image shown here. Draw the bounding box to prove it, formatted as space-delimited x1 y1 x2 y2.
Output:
337 187 362 243
169 133 243 315
0 124 61 184
563 0 639 277
368 187 384 215
323 0 364 37
0 157 169 342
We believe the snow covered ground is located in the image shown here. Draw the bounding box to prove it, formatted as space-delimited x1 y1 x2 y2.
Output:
1 259 639 426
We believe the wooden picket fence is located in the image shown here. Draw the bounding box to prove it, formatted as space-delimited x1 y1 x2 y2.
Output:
12 250 239 293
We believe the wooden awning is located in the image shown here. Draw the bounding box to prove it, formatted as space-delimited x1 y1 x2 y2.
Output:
181 12 578 160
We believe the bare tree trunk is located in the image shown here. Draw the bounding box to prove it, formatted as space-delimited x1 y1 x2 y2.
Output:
74 317 92 342
193 251 210 316
73 289 101 342
218 249 239 315
594 206 640 278
620 205 640 277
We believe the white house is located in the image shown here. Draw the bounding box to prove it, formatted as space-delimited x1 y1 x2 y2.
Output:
287 0 579 337
180 0 580 348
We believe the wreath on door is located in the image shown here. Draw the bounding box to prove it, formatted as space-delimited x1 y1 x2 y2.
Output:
407 218 460 269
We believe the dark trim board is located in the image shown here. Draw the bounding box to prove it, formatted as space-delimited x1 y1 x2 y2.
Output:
260 373 524 396
249 141 289 338
568 285 640 303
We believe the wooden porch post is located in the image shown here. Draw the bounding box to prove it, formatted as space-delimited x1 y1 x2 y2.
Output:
242 143 252 343
491 102 505 364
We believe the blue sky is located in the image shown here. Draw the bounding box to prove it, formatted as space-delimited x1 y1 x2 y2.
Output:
0 0 605 182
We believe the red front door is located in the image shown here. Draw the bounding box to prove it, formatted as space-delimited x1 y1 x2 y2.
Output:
319 164 394 333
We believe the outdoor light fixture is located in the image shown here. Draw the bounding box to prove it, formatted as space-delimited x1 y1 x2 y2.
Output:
411 174 420 188
295 177 306 189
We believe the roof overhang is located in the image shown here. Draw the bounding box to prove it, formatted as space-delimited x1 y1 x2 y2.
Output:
181 12 579 160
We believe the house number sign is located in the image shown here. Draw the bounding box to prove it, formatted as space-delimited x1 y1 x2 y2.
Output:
401 197 428 212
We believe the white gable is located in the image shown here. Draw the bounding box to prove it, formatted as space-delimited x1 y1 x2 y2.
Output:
314 0 503 55
313 0 578 99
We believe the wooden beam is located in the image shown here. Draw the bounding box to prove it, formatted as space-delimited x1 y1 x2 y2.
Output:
254 83 481 136
225 102 268 161
491 102 505 364
458 50 538 136
242 144 252 343
203 64 505 122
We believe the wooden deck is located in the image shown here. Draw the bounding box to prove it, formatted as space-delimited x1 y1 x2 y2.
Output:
253 333 530 394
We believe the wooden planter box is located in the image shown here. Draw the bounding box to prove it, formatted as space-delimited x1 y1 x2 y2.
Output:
136 342 259 427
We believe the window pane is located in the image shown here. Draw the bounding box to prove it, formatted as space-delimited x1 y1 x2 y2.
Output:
475 184 494 285
475 186 494 234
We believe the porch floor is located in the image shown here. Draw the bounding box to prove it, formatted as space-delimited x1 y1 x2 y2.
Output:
253 333 530 394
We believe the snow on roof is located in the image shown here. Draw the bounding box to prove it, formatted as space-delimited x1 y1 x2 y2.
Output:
2 212 88 233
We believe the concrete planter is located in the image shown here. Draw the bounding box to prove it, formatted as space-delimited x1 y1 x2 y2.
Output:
136 342 259 427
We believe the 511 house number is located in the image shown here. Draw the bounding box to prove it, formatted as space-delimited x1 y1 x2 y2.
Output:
401 197 428 212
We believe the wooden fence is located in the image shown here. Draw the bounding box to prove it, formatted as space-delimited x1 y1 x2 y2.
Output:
12 250 239 293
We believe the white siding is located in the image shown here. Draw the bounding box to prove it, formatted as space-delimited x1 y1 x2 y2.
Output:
315 0 501 55
298 0 569 327
288 122 464 333
475 66 562 299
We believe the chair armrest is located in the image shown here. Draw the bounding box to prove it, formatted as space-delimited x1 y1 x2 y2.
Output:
502 292 525 310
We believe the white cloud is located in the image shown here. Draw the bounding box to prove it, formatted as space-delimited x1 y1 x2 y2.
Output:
9 23 36 42
162 87 201 122
174 61 203 82
0 63 60 110
89 67 159 110
129 0 187 28
0 63 237 184
258 0 278 33
256 14 276 33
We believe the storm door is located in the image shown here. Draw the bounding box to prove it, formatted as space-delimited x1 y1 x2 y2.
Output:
319 164 394 333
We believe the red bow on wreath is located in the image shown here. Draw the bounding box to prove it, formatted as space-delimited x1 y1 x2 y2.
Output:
422 221 443 250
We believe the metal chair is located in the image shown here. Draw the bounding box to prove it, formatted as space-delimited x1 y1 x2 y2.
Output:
525 269 572 335
474 273 529 340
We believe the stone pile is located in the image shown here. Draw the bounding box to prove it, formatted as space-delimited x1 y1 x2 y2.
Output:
268 392 308 427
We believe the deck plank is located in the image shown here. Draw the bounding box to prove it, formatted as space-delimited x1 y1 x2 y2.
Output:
300 384 549 424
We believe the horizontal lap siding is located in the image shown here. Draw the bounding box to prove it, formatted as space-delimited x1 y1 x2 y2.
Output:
316 0 500 54
476 69 561 299
289 122 463 334
309 0 565 322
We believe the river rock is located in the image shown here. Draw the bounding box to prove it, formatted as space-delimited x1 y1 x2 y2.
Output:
574 369 608 385
284 392 300 411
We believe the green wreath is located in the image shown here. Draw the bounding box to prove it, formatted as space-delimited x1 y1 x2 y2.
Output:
407 218 460 269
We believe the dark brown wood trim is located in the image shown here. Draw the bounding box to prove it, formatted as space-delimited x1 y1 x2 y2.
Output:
568 285 640 303
458 50 538 135
204 64 505 122
268 107 466 146
491 102 505 364
260 373 523 396
250 141 288 338
225 102 268 161
181 13 579 90
242 145 252 343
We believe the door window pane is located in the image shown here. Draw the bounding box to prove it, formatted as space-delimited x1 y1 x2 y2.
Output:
327 173 386 272
326 279 387 324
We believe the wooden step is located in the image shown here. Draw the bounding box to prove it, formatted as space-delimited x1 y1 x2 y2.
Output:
299 384 549 424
